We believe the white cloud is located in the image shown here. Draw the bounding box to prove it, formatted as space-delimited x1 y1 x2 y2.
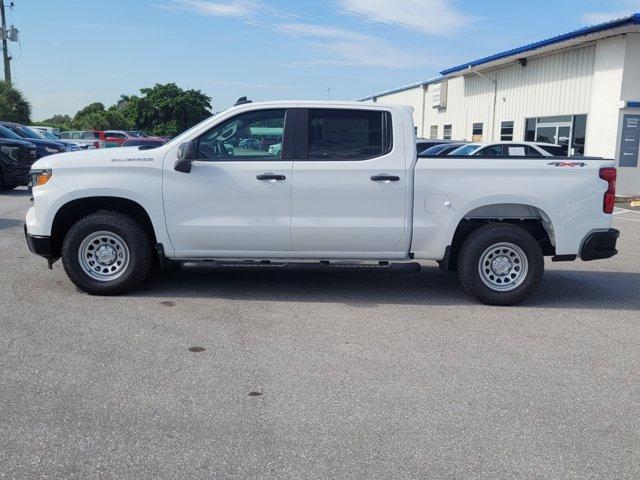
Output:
273 22 437 68
158 2 440 68
159 0 261 17
337 0 479 36
580 1 640 24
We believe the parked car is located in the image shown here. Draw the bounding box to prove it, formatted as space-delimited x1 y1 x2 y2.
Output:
416 138 463 153
25 101 619 306
0 137 38 189
0 123 67 159
32 128 82 151
419 143 466 157
127 131 149 138
31 126 61 138
59 130 104 149
121 138 167 149
448 142 568 157
97 130 133 148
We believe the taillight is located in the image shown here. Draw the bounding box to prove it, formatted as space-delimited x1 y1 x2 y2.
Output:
93 141 100 149
599 167 617 214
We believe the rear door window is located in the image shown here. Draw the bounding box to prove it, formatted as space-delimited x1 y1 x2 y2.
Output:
307 109 391 160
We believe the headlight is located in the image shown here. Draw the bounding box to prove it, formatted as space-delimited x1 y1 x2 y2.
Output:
44 146 59 154
0 146 20 161
29 169 53 187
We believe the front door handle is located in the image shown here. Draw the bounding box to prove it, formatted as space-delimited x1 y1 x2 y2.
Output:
257 173 286 181
371 174 400 182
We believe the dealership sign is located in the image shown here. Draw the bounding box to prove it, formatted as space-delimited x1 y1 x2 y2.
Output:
432 82 447 109
619 114 640 168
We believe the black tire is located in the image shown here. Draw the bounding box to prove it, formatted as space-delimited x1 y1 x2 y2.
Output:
61 210 153 295
457 223 544 306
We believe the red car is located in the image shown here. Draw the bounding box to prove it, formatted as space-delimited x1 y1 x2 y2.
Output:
95 130 132 147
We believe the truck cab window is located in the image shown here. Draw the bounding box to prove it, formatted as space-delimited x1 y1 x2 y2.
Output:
308 109 389 160
198 109 286 160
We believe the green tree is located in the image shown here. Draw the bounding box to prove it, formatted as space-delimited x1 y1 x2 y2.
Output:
0 81 31 124
136 83 212 137
35 83 213 136
72 102 108 130
39 114 73 131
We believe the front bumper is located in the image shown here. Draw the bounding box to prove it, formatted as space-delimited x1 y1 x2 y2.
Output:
24 223 53 259
580 229 620 261
1 163 30 186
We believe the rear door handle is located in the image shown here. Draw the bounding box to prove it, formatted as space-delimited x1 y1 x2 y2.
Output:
257 173 286 181
371 174 400 182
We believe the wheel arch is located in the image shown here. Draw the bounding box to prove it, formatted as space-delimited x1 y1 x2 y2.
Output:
440 203 556 271
50 196 157 258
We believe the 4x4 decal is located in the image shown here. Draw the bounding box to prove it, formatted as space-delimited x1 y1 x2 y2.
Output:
547 161 587 167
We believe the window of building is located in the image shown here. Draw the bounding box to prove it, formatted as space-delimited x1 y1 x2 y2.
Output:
572 115 587 156
308 109 390 160
198 109 286 160
443 124 452 140
525 115 587 157
525 118 536 142
501 121 514 141
430 125 438 139
472 123 483 142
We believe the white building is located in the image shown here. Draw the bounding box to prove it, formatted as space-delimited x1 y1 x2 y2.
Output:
358 14 640 195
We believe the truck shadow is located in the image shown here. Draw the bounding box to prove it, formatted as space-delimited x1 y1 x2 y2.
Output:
0 187 30 197
137 263 640 311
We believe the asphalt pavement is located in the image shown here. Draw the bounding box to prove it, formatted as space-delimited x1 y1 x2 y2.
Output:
1 187 639 479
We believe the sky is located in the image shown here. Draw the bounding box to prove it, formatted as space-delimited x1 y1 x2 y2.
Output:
9 0 640 120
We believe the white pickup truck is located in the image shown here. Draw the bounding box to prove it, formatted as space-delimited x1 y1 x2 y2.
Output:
25 101 619 305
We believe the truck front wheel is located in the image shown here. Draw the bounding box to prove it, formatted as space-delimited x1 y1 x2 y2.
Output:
61 211 153 295
457 223 544 306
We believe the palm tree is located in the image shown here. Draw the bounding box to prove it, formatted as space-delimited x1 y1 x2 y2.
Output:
0 81 31 124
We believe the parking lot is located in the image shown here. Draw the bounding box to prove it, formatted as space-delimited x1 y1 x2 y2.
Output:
1 187 639 479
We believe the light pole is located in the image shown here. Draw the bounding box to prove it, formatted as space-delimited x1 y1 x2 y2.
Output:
0 0 11 84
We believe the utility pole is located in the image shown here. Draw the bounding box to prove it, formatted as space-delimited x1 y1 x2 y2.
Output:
0 0 11 84
324 87 333 100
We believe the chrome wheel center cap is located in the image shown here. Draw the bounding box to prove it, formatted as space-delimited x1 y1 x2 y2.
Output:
96 245 117 265
491 256 512 276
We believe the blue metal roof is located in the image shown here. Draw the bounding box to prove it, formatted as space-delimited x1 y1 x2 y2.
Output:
440 13 640 75
358 13 640 101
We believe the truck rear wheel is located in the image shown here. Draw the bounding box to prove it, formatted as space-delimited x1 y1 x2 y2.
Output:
61 211 153 295
457 223 544 306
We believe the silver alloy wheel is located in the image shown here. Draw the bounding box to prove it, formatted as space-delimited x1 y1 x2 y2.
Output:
478 242 529 292
78 231 130 282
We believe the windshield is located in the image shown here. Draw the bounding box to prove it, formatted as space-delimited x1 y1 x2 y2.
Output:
40 131 58 140
19 126 45 139
0 124 25 140
449 144 480 156
421 144 459 155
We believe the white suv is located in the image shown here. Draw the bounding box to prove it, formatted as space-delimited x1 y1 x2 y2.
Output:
450 142 567 157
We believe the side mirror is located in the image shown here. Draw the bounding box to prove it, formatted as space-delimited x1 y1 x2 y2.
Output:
174 141 198 173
